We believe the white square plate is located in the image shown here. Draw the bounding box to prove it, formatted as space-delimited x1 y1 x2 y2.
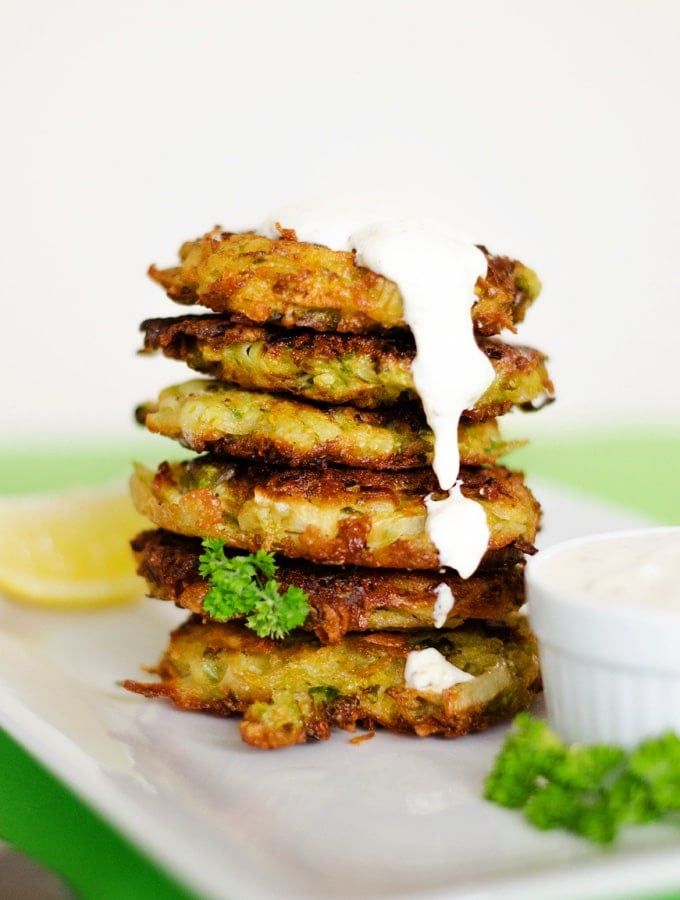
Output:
1 481 678 900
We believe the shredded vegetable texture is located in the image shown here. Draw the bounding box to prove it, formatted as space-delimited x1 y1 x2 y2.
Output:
198 539 310 639
485 713 680 843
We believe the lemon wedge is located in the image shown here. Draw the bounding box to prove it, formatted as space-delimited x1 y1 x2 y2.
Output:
0 484 149 608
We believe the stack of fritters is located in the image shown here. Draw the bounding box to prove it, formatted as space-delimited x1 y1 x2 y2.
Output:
125 229 553 749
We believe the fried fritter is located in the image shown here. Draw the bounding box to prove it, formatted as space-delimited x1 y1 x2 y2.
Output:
130 458 540 570
123 617 540 748
132 529 527 642
148 230 541 335
140 317 554 414
136 381 523 469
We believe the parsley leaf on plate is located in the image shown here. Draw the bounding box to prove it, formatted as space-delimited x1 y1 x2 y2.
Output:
485 713 680 843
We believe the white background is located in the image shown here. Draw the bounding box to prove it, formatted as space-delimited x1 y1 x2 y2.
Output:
2 0 678 440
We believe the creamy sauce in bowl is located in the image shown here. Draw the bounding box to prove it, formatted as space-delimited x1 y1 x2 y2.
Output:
526 527 680 745
530 528 680 612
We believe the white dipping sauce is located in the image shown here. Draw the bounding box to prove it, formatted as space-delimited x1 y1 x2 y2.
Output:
258 207 495 581
539 530 680 610
526 527 680 746
433 583 456 628
404 647 474 693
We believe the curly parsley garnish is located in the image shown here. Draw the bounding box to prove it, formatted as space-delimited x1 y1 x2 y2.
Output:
198 539 310 639
485 713 680 843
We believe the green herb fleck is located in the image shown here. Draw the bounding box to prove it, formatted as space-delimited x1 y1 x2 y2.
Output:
198 539 310 639
485 714 680 843
309 685 340 706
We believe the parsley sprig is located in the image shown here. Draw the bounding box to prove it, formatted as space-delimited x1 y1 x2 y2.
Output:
485 713 680 843
198 539 310 639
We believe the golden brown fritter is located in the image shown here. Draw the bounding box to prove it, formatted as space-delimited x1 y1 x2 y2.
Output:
140 316 554 414
123 617 540 748
136 381 523 469
148 230 541 335
130 458 540 570
132 529 527 642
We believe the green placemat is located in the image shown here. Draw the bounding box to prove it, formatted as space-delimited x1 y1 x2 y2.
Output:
0 731 194 900
511 428 680 525
0 428 678 900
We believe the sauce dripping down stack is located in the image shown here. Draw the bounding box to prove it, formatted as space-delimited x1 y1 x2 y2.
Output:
125 213 553 748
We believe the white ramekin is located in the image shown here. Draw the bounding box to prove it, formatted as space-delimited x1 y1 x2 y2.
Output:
526 526 680 747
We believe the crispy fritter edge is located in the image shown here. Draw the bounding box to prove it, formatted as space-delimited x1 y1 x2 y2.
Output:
123 618 540 748
132 529 527 642
148 231 540 335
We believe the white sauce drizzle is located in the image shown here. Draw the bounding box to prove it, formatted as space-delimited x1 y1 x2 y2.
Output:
404 647 474 693
257 206 495 581
349 222 492 490
425 484 490 579
540 531 680 610
433 583 456 628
